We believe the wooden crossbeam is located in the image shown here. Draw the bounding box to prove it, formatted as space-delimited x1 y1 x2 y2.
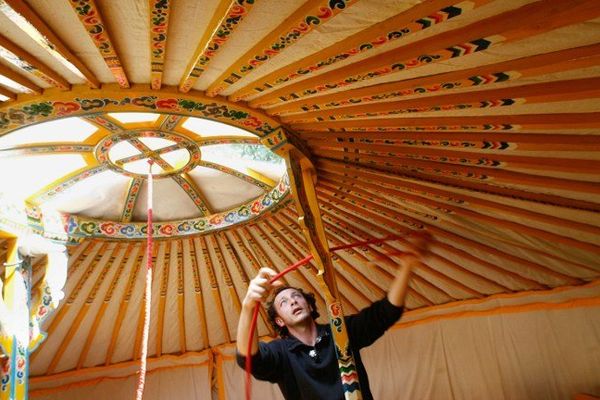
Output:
0 33 70 89
149 0 172 89
250 0 600 108
281 77 600 123
291 112 600 131
205 0 358 97
178 0 256 93
267 43 600 115
3 0 100 88
230 0 491 101
67 0 130 88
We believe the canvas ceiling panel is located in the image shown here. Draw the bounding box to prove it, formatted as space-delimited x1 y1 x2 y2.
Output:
0 117 97 147
212 233 249 309
343 97 600 120
194 236 228 347
187 166 263 212
160 0 220 86
93 0 150 83
144 241 168 358
220 0 427 95
372 184 600 253
45 170 132 221
221 230 273 337
411 177 600 228
453 232 600 283
194 0 310 90
159 240 186 355
80 244 136 368
0 154 86 201
51 244 121 374
180 238 207 351
436 211 599 268
32 242 115 374
30 241 105 373
239 0 536 100
132 178 200 221
205 234 249 341
110 247 148 365
26 0 117 83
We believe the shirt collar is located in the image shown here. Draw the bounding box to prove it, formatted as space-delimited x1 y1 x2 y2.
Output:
284 324 330 352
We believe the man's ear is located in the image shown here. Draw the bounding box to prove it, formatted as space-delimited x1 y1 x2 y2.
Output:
275 317 285 328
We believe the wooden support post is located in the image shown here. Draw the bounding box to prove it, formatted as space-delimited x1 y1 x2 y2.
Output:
284 151 363 400
0 233 29 400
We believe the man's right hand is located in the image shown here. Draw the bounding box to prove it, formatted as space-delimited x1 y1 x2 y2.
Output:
242 267 282 309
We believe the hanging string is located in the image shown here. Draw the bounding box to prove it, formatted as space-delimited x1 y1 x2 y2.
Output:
136 160 154 400
245 233 413 400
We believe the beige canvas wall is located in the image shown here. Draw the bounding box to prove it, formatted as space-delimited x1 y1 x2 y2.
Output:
30 282 600 400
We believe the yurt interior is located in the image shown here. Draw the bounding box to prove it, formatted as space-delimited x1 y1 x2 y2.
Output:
0 0 599 399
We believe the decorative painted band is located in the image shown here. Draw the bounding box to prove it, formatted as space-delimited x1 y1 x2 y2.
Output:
65 174 290 240
0 85 280 138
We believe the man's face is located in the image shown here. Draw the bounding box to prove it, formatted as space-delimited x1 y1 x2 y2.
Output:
273 288 312 329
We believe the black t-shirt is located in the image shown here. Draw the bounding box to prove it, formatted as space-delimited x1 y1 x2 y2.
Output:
236 298 404 400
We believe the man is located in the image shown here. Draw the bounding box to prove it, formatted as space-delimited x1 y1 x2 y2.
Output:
236 246 423 400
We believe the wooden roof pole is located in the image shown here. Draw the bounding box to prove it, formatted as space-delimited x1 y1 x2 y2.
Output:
262 126 363 399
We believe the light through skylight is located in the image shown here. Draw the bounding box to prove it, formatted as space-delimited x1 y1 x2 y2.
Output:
201 144 285 181
161 148 190 169
108 141 140 163
0 117 98 149
0 75 31 93
0 154 87 200
138 137 174 150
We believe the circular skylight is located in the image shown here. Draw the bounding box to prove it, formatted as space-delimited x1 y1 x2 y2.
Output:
0 112 289 239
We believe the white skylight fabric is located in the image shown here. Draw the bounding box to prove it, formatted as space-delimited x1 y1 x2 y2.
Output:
0 117 97 148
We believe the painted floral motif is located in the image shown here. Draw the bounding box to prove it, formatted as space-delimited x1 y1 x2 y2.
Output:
208 0 356 96
150 0 171 88
0 95 276 137
270 38 495 106
238 4 469 99
179 0 255 92
68 0 129 88
121 178 142 222
66 173 291 240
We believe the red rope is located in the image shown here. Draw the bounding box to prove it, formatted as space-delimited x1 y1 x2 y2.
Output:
136 161 154 400
244 234 408 400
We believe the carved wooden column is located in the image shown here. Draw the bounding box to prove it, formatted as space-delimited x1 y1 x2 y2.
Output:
262 128 363 400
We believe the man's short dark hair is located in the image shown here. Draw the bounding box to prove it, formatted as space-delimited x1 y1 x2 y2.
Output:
266 286 320 338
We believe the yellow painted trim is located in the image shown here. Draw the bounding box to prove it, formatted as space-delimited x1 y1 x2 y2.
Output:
205 0 325 96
